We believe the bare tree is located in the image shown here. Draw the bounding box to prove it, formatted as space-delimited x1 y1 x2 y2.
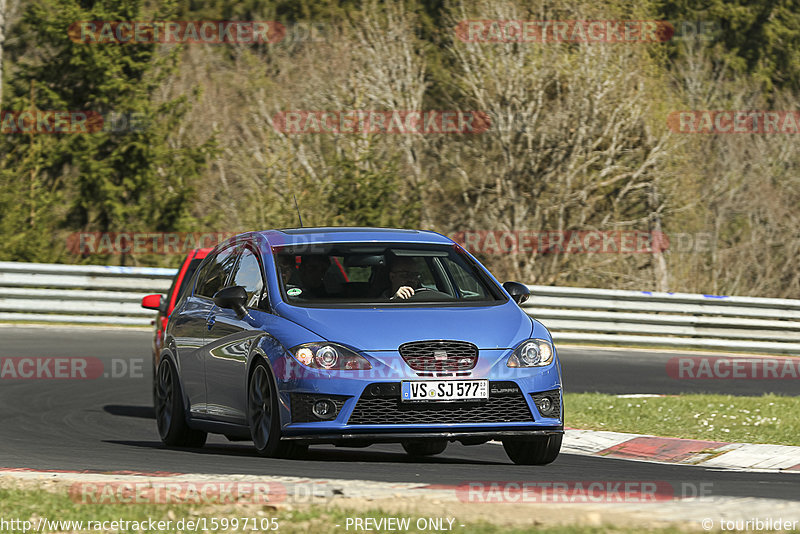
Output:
160 1 430 232
665 41 800 298
225 1 430 228
436 0 676 289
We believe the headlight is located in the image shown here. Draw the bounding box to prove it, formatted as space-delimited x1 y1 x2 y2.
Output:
507 339 554 368
289 343 372 370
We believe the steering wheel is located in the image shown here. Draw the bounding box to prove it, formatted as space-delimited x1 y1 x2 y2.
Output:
407 287 450 301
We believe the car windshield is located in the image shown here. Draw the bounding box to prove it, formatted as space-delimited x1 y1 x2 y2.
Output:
273 244 503 306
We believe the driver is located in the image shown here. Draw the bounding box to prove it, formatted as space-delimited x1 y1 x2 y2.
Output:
386 255 423 300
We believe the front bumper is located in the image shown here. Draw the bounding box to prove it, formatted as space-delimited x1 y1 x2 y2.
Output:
281 427 564 445
275 351 563 442
272 346 563 443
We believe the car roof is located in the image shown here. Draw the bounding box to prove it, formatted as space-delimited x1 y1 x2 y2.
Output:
258 227 454 247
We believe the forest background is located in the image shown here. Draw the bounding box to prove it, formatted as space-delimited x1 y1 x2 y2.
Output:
1 0 798 298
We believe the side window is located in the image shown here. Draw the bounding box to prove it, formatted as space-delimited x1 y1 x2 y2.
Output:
176 259 203 302
441 257 488 299
196 245 239 298
231 248 266 309
164 271 180 305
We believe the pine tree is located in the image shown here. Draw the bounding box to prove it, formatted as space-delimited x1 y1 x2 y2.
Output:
0 0 215 263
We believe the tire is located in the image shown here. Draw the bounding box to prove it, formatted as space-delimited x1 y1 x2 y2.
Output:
247 359 306 459
155 358 207 448
502 434 562 465
402 440 448 457
151 358 158 409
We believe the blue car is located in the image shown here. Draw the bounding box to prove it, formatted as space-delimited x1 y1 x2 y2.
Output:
157 228 563 464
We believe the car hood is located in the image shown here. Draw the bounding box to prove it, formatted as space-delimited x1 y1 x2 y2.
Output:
275 301 533 351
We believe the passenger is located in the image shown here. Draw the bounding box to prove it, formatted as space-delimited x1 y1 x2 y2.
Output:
277 255 296 287
297 255 331 298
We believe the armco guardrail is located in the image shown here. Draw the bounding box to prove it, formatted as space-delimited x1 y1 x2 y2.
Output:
0 261 798 354
0 261 176 326
522 286 800 355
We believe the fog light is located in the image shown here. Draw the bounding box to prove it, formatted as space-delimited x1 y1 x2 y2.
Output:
312 399 337 420
538 397 553 415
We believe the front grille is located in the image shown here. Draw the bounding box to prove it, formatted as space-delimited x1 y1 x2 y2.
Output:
530 390 561 419
398 340 478 372
347 381 533 425
291 393 350 423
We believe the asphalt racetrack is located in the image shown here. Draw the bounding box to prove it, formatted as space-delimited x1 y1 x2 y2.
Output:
0 326 797 503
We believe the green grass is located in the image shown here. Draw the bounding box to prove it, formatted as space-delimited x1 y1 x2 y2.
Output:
0 486 696 533
565 393 800 446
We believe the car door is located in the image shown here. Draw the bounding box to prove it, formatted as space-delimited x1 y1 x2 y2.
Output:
172 243 239 418
203 244 269 424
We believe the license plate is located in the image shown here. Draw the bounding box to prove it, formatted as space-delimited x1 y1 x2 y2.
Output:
401 380 488 402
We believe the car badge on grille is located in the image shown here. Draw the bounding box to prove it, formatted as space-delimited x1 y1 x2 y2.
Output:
433 350 448 360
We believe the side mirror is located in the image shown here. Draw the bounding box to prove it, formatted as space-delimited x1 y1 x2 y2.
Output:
141 294 163 310
503 282 530 305
213 286 248 317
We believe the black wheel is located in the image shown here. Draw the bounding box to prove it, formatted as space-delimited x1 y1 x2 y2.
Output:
503 434 562 465
151 356 158 409
402 440 448 457
248 359 306 458
155 358 207 448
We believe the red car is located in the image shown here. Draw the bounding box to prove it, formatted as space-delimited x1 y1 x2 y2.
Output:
141 248 212 404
